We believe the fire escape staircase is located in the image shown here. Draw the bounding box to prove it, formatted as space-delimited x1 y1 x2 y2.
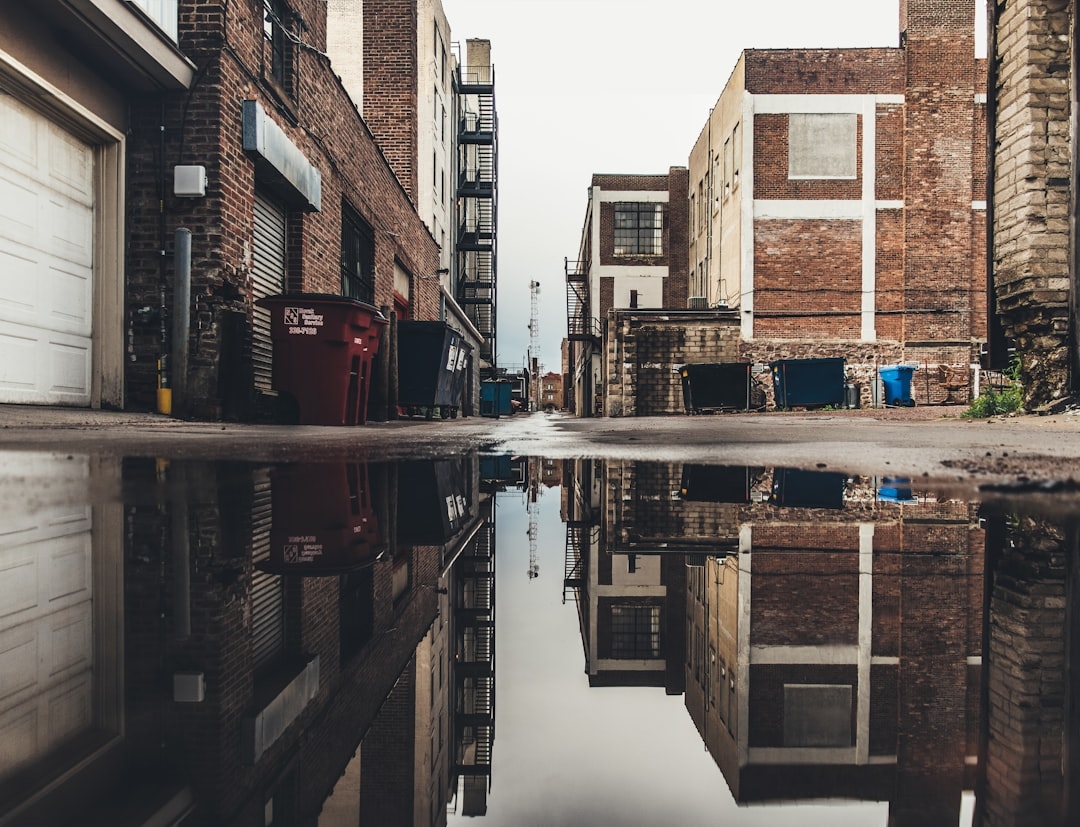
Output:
455 66 497 364
454 503 496 789
565 258 600 345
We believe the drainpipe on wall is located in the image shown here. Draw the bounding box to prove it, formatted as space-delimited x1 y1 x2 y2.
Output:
172 228 191 419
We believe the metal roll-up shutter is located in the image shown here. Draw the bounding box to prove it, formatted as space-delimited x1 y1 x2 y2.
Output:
249 468 282 670
252 191 286 393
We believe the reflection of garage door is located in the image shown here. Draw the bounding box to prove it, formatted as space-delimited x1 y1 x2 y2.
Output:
0 454 94 778
0 94 94 406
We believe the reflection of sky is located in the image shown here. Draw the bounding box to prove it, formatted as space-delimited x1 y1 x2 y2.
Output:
448 486 891 827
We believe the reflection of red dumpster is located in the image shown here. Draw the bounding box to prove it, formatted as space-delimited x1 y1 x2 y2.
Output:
259 462 386 575
256 293 387 425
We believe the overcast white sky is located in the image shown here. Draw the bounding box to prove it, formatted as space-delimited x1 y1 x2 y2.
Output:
440 0 987 375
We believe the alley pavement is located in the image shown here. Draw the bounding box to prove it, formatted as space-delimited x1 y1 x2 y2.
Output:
3 404 1080 492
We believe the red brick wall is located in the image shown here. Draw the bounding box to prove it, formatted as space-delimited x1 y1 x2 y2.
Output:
125 0 439 418
362 0 419 200
744 49 906 95
664 166 690 309
753 219 862 339
753 115 864 201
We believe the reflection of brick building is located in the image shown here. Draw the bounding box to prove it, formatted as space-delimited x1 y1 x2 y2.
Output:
681 467 984 818
6 456 489 825
563 459 687 691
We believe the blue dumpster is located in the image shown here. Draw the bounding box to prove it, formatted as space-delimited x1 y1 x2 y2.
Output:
480 379 512 417
770 358 845 408
880 365 915 407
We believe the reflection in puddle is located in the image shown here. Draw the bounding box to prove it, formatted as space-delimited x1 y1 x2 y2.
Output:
0 455 1075 825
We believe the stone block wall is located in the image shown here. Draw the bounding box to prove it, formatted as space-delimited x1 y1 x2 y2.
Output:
992 0 1074 407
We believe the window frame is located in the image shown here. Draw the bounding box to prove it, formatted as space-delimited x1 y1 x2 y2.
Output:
341 201 376 304
613 202 663 257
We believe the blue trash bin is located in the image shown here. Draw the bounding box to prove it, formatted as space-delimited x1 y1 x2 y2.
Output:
880 365 915 407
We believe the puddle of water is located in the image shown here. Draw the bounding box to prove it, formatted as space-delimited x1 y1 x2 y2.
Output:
0 452 1075 826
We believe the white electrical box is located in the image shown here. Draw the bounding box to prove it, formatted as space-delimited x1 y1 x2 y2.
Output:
174 671 206 702
174 165 207 197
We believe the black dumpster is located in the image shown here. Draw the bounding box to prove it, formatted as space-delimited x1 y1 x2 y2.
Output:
679 465 764 503
769 467 846 509
398 321 465 419
397 459 469 543
680 362 753 413
770 358 845 408
256 294 387 425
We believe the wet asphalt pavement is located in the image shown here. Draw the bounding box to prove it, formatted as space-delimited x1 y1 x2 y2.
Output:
2 404 1080 492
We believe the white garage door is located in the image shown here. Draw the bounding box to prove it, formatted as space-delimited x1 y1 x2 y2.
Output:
0 94 94 406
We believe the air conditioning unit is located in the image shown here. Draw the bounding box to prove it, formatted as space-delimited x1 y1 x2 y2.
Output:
687 296 708 310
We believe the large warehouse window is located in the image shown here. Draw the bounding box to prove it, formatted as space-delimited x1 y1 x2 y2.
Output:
614 203 663 256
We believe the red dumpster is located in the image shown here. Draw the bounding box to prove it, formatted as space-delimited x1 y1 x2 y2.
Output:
256 294 387 425
256 462 386 575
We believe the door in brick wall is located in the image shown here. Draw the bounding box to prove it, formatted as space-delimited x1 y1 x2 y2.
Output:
252 190 286 395
0 94 94 405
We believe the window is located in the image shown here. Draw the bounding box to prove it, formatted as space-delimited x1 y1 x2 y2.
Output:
341 202 375 302
611 605 661 659
789 113 857 179
263 0 294 94
130 0 178 41
613 203 662 256
731 122 741 188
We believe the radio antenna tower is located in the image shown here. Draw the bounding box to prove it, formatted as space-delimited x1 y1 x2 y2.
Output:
528 280 540 412
528 280 540 367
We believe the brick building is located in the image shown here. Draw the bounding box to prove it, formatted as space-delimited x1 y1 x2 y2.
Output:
539 370 564 411
0 1 490 422
990 0 1074 408
685 0 987 411
565 169 689 416
0 1 193 409
328 1 499 411
122 0 450 421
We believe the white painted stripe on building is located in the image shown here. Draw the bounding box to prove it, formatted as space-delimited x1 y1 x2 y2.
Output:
967 655 982 666
595 585 668 598
749 747 859 765
741 92 755 340
597 190 669 203
975 93 987 104
861 99 877 341
594 265 668 278
871 656 901 665
857 523 874 763
594 660 665 671
972 200 987 211
753 93 904 114
754 200 864 220
750 645 859 664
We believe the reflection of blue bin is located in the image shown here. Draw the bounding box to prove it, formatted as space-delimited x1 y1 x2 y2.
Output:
771 358 845 408
878 477 917 503
880 365 915 407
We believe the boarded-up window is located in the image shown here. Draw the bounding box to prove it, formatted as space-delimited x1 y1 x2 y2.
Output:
788 113 857 179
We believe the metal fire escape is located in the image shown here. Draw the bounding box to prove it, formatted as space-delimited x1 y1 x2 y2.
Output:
455 57 497 366
564 258 601 415
453 498 495 815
